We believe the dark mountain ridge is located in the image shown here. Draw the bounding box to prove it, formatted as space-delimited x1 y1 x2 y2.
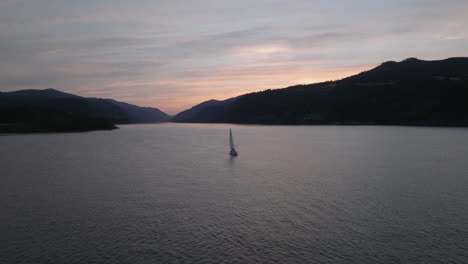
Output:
171 57 468 126
0 89 170 132
171 98 237 123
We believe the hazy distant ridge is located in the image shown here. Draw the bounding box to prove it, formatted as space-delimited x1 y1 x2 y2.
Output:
172 57 468 126
0 89 170 132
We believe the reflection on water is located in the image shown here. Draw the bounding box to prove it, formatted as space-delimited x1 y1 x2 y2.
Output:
228 155 237 165
1 124 468 263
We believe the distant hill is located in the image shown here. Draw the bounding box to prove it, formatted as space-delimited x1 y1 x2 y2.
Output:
171 98 236 123
172 57 468 126
0 89 170 132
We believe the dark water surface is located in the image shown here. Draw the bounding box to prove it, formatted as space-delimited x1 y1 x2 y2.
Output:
1 124 467 263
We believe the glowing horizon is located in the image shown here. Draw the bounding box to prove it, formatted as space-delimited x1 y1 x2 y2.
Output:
1 0 467 114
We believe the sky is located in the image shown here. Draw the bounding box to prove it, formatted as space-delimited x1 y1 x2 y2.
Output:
1 0 467 114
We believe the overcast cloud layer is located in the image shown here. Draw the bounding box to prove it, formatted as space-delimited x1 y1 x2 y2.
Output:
1 0 467 113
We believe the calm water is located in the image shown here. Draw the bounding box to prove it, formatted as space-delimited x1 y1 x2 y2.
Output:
1 124 467 264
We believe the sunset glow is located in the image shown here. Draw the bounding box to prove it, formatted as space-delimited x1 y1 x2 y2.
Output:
1 0 467 114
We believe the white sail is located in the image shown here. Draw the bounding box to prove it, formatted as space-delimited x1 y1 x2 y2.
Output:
229 128 235 150
229 128 238 156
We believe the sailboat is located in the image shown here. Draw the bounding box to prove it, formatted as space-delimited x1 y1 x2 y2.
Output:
229 128 238 156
